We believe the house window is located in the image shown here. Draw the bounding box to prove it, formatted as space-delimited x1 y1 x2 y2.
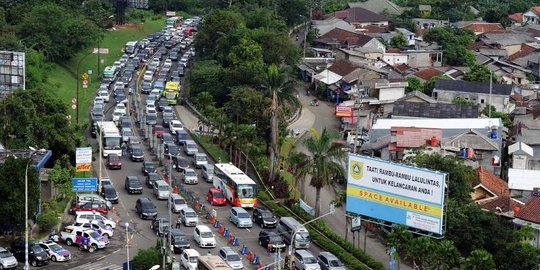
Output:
481 99 485 104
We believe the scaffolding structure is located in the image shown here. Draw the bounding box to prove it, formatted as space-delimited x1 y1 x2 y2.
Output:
0 51 25 96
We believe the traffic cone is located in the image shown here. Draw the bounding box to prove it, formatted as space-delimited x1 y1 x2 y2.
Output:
115 219 119 227
247 251 253 261
174 185 179 194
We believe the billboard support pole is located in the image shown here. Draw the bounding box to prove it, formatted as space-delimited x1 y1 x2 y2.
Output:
363 225 367 251
344 215 348 242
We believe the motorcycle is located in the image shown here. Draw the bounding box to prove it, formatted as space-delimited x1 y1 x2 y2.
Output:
310 99 319 106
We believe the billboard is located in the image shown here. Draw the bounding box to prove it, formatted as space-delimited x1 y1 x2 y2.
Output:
127 0 149 9
76 147 92 172
0 51 25 95
335 106 353 117
346 154 446 235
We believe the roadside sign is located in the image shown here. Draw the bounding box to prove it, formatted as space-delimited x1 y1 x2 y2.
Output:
351 217 362 232
71 104 77 110
166 11 176 16
82 84 88 89
72 178 98 192
88 69 93 75
93 48 110 54
82 79 88 85
82 73 89 80
71 98 77 104
76 147 92 172
100 59 104 64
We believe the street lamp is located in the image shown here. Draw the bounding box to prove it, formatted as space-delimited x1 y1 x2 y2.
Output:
126 222 130 270
25 147 40 270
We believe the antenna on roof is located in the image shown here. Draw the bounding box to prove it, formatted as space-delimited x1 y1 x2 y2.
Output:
489 71 492 118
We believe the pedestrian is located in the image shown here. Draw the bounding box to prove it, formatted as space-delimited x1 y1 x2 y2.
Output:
207 250 212 256
295 34 299 41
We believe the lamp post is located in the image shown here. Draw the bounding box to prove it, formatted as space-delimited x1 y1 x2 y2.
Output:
25 147 39 270
126 222 130 270
168 153 173 258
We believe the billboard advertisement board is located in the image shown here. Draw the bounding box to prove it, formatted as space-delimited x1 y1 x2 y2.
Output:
346 154 446 235
76 147 92 172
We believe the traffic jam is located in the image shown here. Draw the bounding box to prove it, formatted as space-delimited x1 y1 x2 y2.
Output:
12 16 345 270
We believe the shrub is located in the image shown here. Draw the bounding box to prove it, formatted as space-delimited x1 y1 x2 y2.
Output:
37 211 59 233
133 247 161 270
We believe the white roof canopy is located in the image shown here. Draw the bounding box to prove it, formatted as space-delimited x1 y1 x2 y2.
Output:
314 70 342 85
508 168 540 191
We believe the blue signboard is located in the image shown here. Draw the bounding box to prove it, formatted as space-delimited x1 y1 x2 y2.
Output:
72 178 98 192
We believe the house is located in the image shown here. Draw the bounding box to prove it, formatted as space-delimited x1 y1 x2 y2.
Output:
513 190 540 247
432 80 513 112
523 6 540 24
508 142 534 169
314 28 360 49
412 18 449 30
508 169 540 200
383 50 443 68
463 22 504 35
396 28 415 46
474 167 522 217
335 48 384 64
514 128 540 170
311 17 356 36
391 102 479 119
509 13 524 25
410 67 443 82
480 33 536 56
347 0 405 16
486 59 533 86
333 7 389 29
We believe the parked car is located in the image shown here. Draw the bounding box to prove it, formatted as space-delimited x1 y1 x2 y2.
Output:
151 217 170 237
142 161 157 175
60 226 109 250
218 247 243 270
10 240 49 267
169 229 190 253
0 246 18 269
70 201 108 215
294 250 321 270
207 188 227 206
229 207 252 228
125 176 143 194
180 249 200 270
146 172 161 188
75 211 116 229
252 208 278 228
178 207 198 227
258 230 286 252
169 194 188 213
76 194 112 210
182 169 198 184
107 154 122 170
193 225 216 248
318 252 345 270
136 197 158 220
37 240 71 262
72 220 114 238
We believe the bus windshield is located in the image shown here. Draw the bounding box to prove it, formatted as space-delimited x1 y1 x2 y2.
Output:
104 137 121 150
237 184 255 198
295 231 310 242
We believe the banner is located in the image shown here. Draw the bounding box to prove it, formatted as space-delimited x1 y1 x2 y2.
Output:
76 147 92 172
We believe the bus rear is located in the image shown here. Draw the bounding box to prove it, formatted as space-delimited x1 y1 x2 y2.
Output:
125 41 138 57
213 163 258 208
164 81 179 105
197 256 232 270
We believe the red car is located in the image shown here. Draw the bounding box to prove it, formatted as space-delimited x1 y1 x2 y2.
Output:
207 188 227 206
70 201 108 215
107 154 122 169
152 125 165 138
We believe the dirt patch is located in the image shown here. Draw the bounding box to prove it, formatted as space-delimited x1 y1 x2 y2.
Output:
114 23 139 29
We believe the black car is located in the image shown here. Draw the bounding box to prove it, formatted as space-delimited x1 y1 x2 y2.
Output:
130 145 144 162
162 112 174 127
142 161 157 175
258 230 286 252
252 208 278 228
100 185 119 204
161 133 174 144
170 229 190 253
170 52 179 61
146 172 161 188
115 92 127 104
164 143 179 158
151 217 170 237
141 81 152 94
125 176 143 194
157 99 169 111
120 117 131 129
136 197 158 220
90 122 98 138
11 239 49 267
174 157 190 173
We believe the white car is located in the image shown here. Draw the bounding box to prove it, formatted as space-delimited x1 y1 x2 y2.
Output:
115 103 127 115
181 249 200 270
169 193 188 213
193 225 216 248
94 97 105 106
146 106 157 115
37 240 71 262
98 90 109 103
146 95 157 106
60 226 109 249
143 70 154 81
112 110 124 122
114 81 125 91
75 211 116 229
72 220 114 238
164 59 173 68
169 120 184 135
182 169 198 184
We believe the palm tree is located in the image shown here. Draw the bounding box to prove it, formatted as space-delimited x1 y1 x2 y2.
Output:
262 64 295 182
296 128 345 216
286 150 309 200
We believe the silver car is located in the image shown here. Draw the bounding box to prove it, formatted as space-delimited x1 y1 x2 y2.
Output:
218 247 243 270
229 207 252 228
178 207 198 227
295 250 321 270
182 169 198 184
318 252 345 270
169 194 188 213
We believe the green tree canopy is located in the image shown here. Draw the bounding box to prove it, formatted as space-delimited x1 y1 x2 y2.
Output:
464 65 493 82
276 0 309 27
390 34 408 48
405 77 422 93
190 60 228 105
194 9 245 58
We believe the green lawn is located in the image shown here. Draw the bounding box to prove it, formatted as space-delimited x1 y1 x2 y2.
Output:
192 134 229 163
47 16 166 125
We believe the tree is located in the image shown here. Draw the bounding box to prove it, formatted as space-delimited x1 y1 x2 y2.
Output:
444 45 475 66
297 128 345 216
405 77 422 93
386 225 412 270
390 34 408 48
423 75 448 96
496 243 540 270
430 240 461 269
244 7 287 32
0 156 39 232
463 249 496 270
132 247 160 270
262 64 295 182
464 65 493 82
224 86 269 127
285 150 309 199
47 157 74 199
406 236 435 269
452 96 476 105
190 60 228 105
82 0 113 29
250 28 300 66
227 37 265 77
483 8 511 27
276 0 309 27
481 105 513 128
194 9 245 57
195 91 215 116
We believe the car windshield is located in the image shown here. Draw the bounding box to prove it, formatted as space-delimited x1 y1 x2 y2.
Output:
269 236 282 242
143 203 155 210
147 114 157 121
227 254 241 262
261 212 274 218
146 164 155 170
124 130 134 136
89 231 101 238
185 212 197 218
237 184 256 198
201 231 213 238
189 257 198 263
31 245 45 253
174 199 186 204
158 186 168 191
174 235 187 242
329 259 344 267
0 250 12 258
186 171 196 177
161 220 170 227
178 159 188 166
237 212 250 218
132 148 143 155
196 156 206 161
296 232 310 242
213 192 224 198
49 244 63 252
304 257 317 264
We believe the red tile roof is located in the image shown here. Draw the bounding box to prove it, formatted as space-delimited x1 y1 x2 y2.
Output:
478 196 523 213
476 166 509 197
390 127 443 149
509 13 523 23
515 192 540 223
464 23 504 34
363 25 387 33
328 60 358 76
316 28 359 44
334 7 388 24
413 67 443 81
532 6 540 15
386 48 401 53
507 44 536 61
393 63 410 73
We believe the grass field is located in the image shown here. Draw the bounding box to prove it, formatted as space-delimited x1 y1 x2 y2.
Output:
47 16 166 125
193 134 229 163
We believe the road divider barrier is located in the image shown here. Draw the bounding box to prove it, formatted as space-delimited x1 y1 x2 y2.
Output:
218 224 224 234
252 255 260 265
233 237 240 246
241 245 248 255
214 220 220 228
228 233 234 243
223 228 229 237
247 251 253 262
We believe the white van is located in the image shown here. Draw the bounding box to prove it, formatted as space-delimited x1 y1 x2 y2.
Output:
192 153 208 168
201 164 214 183
276 217 311 249
103 66 117 79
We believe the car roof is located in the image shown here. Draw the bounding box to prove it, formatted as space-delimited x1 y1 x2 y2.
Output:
155 180 168 186
171 193 183 199
295 250 313 256
183 207 196 213
195 225 211 231
231 207 247 213
185 168 195 173
127 176 138 180
319 252 338 260
220 246 236 254
183 249 200 256
138 197 152 203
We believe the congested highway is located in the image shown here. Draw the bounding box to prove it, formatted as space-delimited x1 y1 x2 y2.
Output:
29 16 328 270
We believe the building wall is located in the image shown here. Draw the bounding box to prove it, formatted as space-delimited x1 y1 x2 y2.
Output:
504 44 523 56
383 53 408 65
512 154 529 169
379 87 405 101
408 51 439 68
523 11 539 24
471 188 491 201
363 38 386 52
354 21 389 28
433 90 508 111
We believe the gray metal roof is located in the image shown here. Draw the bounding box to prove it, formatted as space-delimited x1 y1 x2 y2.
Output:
392 102 479 118
434 80 513 95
